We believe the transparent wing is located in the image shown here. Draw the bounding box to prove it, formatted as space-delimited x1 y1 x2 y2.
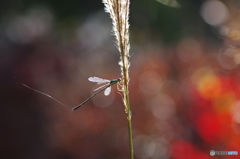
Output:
88 77 110 83
104 86 111 96
93 83 109 91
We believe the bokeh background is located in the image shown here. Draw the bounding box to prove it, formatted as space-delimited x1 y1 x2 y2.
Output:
1 0 240 158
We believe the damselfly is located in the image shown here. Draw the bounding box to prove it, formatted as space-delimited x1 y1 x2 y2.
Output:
15 76 121 111
72 77 121 110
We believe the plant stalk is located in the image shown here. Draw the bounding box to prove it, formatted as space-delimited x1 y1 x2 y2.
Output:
102 0 133 158
126 92 134 159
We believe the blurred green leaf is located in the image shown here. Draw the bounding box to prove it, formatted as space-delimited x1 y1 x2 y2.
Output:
156 0 181 8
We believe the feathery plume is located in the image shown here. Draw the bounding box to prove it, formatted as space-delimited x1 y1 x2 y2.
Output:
102 0 130 110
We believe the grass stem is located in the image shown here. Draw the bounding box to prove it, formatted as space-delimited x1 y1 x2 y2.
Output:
102 0 134 158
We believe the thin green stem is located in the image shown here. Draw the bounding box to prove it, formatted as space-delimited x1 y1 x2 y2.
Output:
126 86 134 159
127 117 134 159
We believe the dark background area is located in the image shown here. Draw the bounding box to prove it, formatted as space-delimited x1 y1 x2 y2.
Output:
0 0 240 159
